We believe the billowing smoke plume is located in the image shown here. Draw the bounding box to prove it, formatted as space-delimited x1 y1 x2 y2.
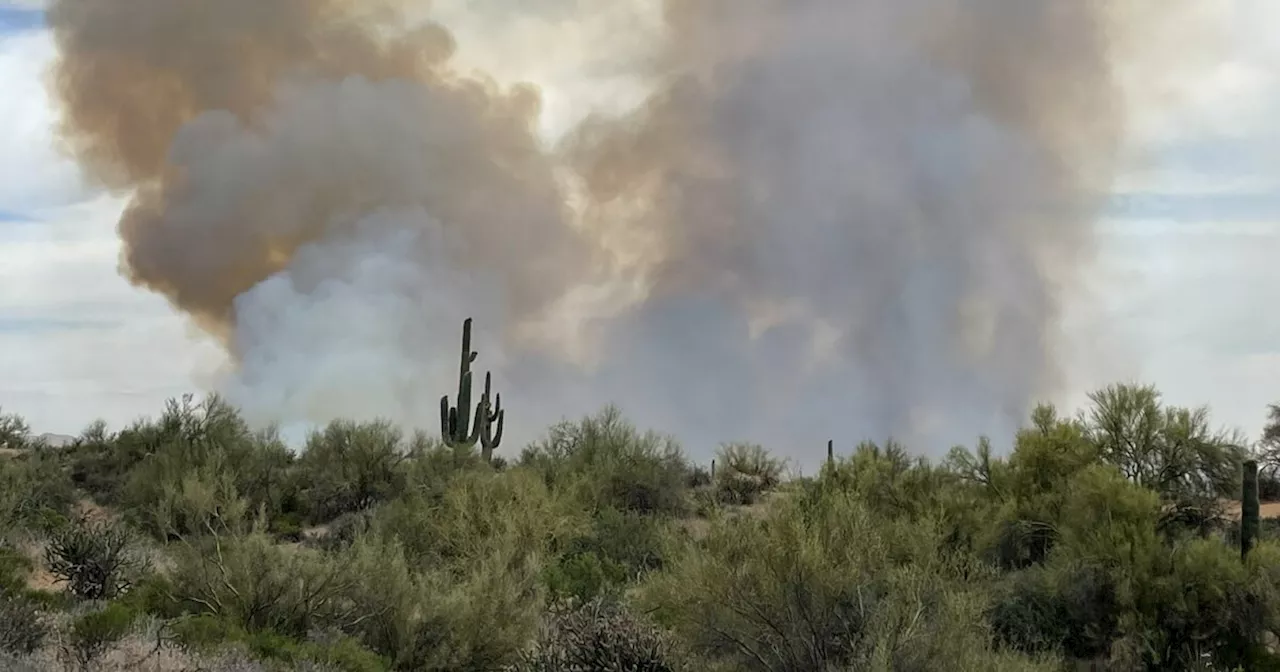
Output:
46 0 1145 463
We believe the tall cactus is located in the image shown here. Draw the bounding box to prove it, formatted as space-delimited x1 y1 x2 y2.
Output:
827 440 834 466
479 371 504 463
1242 459 1260 562
440 318 504 461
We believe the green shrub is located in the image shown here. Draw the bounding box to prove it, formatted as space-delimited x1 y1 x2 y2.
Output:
73 395 301 538
169 613 246 653
338 535 545 670
556 507 672 589
371 468 581 568
0 447 77 529
295 420 408 524
167 532 361 637
542 551 625 604
60 601 138 670
297 630 391 672
638 488 1057 672
521 407 691 516
0 544 33 595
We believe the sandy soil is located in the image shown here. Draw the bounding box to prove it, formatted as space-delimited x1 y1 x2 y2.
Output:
1222 500 1280 520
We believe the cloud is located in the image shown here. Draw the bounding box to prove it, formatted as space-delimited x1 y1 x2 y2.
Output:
0 27 85 211
0 196 224 434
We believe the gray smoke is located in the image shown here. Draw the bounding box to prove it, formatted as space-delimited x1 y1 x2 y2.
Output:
45 0 1170 465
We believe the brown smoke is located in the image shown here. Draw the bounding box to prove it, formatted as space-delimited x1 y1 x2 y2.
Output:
46 0 587 340
44 0 1174 459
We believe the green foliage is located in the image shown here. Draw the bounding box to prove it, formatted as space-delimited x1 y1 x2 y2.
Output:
0 406 31 450
295 420 408 523
60 601 138 670
233 629 390 672
44 516 147 601
712 442 783 505
639 487 1054 672
70 395 302 540
337 534 544 670
1087 383 1245 532
372 467 580 569
167 531 363 637
543 551 624 604
0 447 77 531
512 599 689 672
0 544 33 595
521 407 691 516
7 385 1280 672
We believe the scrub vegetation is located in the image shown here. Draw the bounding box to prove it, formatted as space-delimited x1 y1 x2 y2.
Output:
3 367 1280 670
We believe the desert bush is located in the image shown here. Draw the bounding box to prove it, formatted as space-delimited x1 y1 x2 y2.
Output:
521 407 691 516
544 508 674 602
638 486 1057 672
337 535 544 670
1087 384 1246 532
712 443 782 506
0 590 47 656
685 464 712 489
295 420 408 524
542 551 623 605
0 407 33 450
0 449 77 531
371 467 581 569
166 531 364 637
44 516 146 601
0 542 33 594
989 562 1119 660
307 509 375 552
398 437 491 497
69 396 300 539
59 601 139 671
511 598 688 672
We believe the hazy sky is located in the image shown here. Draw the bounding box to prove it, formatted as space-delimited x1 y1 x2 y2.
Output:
1 0 1278 457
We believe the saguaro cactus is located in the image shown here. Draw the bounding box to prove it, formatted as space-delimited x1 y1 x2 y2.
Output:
440 318 504 461
827 440 834 466
1242 459 1260 562
479 371 504 463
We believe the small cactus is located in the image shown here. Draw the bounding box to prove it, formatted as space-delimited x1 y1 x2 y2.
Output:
440 318 504 461
1242 459 1260 562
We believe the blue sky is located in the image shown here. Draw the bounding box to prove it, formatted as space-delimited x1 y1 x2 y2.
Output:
1 0 1279 445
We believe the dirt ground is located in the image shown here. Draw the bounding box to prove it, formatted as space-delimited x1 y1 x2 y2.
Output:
1222 500 1280 520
